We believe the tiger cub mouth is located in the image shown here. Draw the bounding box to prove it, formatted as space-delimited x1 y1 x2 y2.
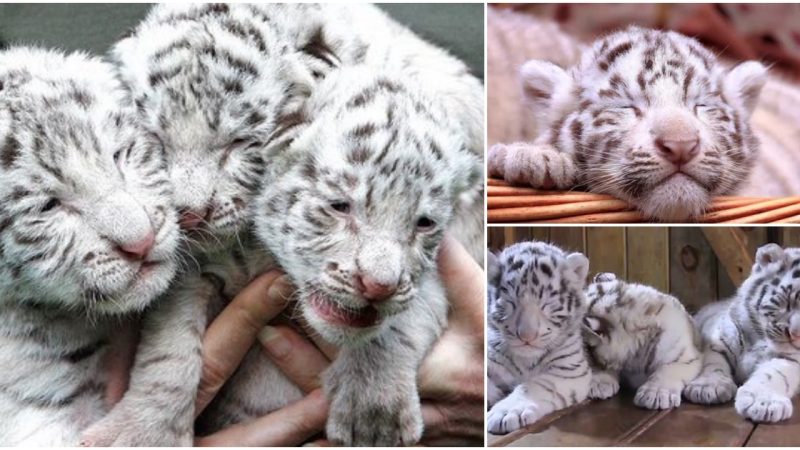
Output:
308 293 380 328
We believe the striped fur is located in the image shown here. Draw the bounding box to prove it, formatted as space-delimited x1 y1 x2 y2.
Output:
87 5 483 447
254 65 482 446
686 244 800 422
111 3 318 249
583 273 701 409
488 27 767 222
487 241 591 434
0 48 180 445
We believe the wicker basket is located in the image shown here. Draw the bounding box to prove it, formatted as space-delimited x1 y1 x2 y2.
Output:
487 178 800 224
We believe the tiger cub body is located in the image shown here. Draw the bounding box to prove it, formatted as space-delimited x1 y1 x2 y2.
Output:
686 244 800 423
86 4 483 447
488 26 767 222
0 47 179 446
487 241 591 434
583 273 701 409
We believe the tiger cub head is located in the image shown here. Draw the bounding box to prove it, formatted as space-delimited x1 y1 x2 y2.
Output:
488 241 589 357
521 27 766 222
743 243 800 350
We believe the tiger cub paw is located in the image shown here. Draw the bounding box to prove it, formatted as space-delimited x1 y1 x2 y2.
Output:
486 398 543 435
589 372 620 400
488 142 575 190
684 373 737 404
634 382 681 410
735 386 793 423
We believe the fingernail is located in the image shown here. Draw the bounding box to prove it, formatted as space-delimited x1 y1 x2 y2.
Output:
267 275 293 304
258 326 291 358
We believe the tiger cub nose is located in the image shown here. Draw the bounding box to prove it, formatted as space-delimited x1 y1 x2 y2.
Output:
353 274 398 303
655 136 699 165
116 231 156 260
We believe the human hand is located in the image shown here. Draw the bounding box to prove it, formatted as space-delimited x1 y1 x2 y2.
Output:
192 270 332 446
417 234 485 446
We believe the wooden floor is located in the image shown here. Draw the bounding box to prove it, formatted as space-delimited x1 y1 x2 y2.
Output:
489 391 800 447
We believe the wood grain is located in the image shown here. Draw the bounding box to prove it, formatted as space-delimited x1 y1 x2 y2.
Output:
586 227 626 278
626 227 668 292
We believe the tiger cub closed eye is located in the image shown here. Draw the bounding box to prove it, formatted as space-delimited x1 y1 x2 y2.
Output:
487 241 591 434
687 244 800 423
583 273 701 409
488 26 767 222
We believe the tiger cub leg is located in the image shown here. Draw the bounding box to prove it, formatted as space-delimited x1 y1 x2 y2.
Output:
487 336 590 434
80 279 212 446
635 356 702 410
684 348 737 404
487 141 576 190
735 358 800 423
588 368 620 400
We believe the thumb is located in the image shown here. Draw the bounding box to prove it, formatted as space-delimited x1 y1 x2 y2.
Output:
437 233 485 334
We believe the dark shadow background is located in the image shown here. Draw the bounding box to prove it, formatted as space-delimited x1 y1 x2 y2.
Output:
0 3 484 79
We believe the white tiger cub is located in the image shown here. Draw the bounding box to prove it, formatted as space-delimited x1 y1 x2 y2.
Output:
582 273 701 409
488 26 767 222
84 4 484 447
0 48 180 445
487 241 591 434
685 244 800 423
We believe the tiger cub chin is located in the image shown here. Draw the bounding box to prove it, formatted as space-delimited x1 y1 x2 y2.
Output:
487 241 591 434
488 26 767 222
583 273 701 409
686 243 800 423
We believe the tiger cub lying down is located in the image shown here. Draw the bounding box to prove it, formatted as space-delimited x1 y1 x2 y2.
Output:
488 26 767 222
487 241 591 434
583 273 702 409
686 243 800 423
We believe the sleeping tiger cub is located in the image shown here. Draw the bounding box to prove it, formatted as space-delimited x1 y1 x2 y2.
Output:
487 241 591 434
583 273 701 409
685 243 800 422
488 26 767 222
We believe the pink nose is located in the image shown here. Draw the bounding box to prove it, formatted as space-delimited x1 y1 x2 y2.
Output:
354 274 398 303
178 207 209 230
117 231 155 260
655 137 699 165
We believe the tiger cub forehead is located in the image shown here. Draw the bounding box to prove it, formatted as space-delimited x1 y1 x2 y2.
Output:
576 26 723 105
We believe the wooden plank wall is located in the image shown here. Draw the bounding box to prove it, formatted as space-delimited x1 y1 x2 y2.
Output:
487 227 800 312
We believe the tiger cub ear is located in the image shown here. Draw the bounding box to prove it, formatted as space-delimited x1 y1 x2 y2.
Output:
519 60 576 117
566 252 590 288
487 251 502 288
723 61 767 117
582 316 604 346
593 272 617 283
756 243 786 270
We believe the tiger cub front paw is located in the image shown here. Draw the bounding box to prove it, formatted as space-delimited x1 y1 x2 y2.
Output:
634 381 682 410
486 396 543 435
735 385 793 423
326 380 423 446
683 373 737 405
488 142 575 190
589 372 620 400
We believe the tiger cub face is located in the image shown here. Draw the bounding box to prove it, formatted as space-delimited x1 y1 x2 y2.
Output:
112 4 314 249
582 272 638 370
488 241 589 357
743 244 800 351
522 27 767 221
0 48 179 314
